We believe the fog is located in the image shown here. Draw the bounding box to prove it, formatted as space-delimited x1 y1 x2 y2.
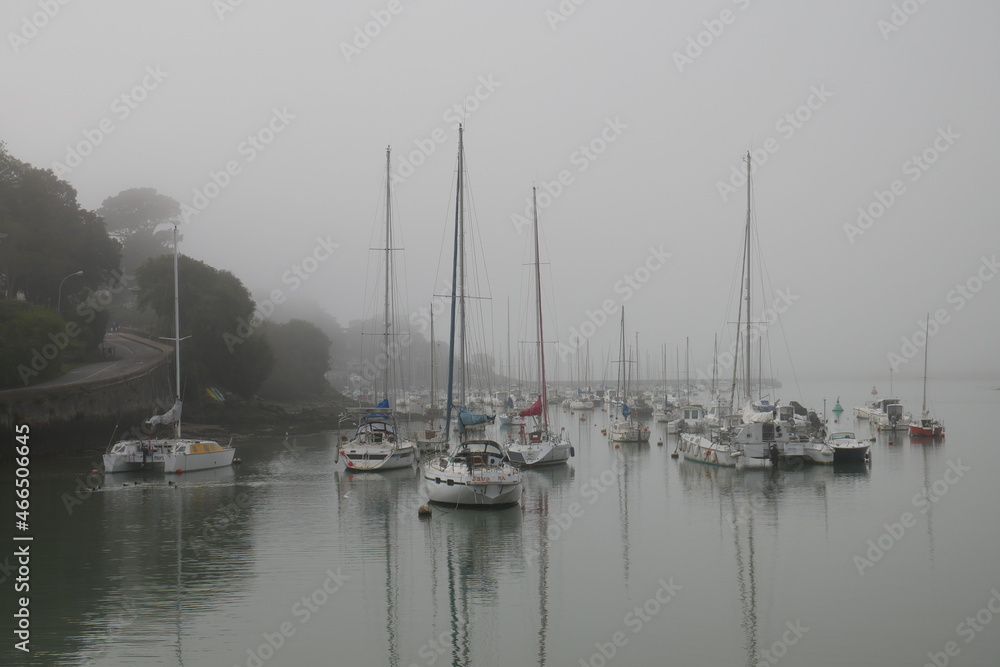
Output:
4 0 998 386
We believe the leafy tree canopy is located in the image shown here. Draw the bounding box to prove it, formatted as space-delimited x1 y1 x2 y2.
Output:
97 187 180 273
137 253 273 399
0 142 122 306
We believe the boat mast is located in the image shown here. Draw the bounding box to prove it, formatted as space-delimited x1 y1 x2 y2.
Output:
635 332 640 400
532 186 548 429
457 128 467 406
712 333 718 398
429 304 436 430
443 126 464 441
921 313 929 416
383 145 392 404
744 150 752 403
618 309 626 410
685 336 690 404
172 223 182 439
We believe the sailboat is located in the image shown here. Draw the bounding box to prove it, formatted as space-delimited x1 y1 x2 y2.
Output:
423 126 521 506
103 224 235 474
505 187 574 467
608 309 649 443
339 146 418 471
909 316 945 438
679 151 831 466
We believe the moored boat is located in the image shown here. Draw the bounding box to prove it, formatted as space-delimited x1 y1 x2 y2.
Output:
422 126 521 506
826 430 871 463
103 224 235 475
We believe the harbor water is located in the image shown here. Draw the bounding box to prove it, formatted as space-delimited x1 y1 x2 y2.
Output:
3 378 999 666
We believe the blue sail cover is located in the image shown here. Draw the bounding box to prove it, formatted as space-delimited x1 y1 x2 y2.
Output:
457 406 495 433
621 403 630 417
365 398 392 422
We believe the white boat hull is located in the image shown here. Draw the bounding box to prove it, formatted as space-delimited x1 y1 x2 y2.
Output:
678 433 740 467
423 464 521 505
505 440 573 467
608 421 650 443
423 439 522 506
340 444 416 471
105 439 236 473
165 447 236 473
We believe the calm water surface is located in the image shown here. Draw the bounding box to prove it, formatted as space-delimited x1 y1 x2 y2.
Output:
3 379 999 666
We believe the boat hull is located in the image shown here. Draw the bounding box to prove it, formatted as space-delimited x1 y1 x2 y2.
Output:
105 439 236 473
831 444 870 463
423 466 522 506
340 445 416 471
505 441 573 467
609 422 650 443
908 424 944 438
165 447 236 473
678 433 739 467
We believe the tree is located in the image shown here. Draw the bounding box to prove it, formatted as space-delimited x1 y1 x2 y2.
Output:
0 142 122 306
0 301 75 387
257 319 332 400
136 253 273 399
97 188 180 273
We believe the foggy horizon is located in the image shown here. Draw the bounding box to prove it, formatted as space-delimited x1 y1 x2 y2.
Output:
4 0 998 387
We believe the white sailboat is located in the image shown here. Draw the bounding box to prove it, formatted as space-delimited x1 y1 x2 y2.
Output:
339 146 417 471
505 187 574 467
103 224 235 474
608 309 649 443
423 126 521 506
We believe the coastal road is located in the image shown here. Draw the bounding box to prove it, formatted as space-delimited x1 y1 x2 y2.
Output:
25 333 170 390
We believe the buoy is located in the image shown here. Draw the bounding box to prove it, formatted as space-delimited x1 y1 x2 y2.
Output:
232 457 242 464
887 440 893 446
670 451 678 458
175 469 184 474
91 469 100 474
615 443 620 449
418 504 432 518
657 439 663 446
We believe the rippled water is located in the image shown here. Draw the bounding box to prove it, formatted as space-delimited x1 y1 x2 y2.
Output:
3 378 999 666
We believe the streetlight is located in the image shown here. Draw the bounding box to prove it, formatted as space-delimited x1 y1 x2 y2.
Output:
57 270 83 315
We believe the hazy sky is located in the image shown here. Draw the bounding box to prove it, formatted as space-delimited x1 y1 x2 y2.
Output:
4 0 998 388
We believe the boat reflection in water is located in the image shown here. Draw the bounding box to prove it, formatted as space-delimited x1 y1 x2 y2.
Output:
419 505 523 667
675 457 869 665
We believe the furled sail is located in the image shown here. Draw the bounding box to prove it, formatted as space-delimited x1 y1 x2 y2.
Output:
147 400 181 426
457 406 495 433
519 397 542 418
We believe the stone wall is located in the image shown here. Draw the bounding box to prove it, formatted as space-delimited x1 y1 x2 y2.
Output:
0 334 174 455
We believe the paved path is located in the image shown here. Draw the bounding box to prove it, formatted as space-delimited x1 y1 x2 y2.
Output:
15 333 170 391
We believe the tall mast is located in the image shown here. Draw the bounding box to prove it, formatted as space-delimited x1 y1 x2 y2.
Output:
921 313 929 415
172 223 182 439
744 150 752 403
443 126 464 441
383 145 392 403
532 187 549 428
635 332 640 398
458 127 467 406
685 336 690 404
429 304 435 429
712 333 718 397
618 309 626 407
506 297 511 405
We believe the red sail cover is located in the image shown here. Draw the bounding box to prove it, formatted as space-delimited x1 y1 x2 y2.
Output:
520 397 542 417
